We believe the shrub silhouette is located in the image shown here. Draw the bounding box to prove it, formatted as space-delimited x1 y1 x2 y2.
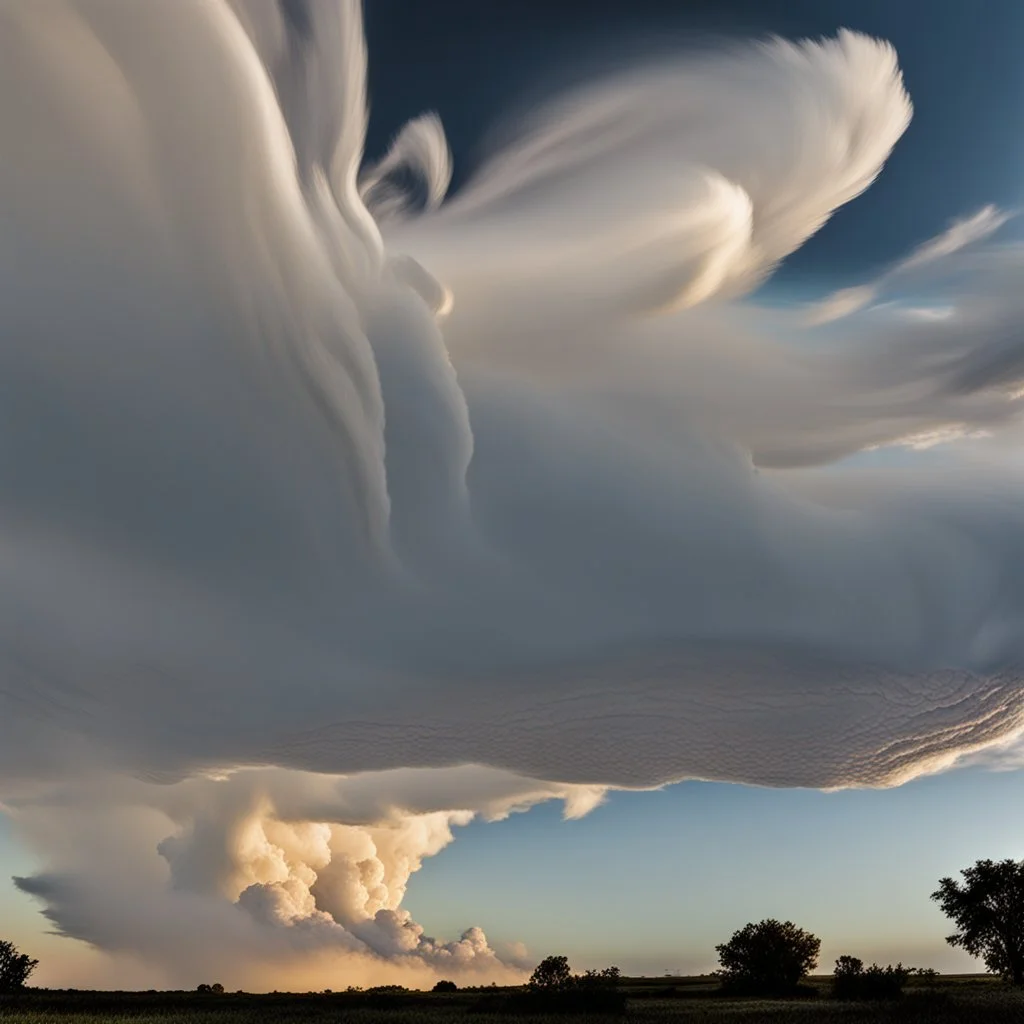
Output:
0 939 38 993
932 858 1024 984
578 966 621 988
502 957 624 1015
832 955 909 1000
432 980 457 992
715 919 821 995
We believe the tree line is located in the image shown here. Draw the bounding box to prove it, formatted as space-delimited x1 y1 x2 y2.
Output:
523 858 1024 1002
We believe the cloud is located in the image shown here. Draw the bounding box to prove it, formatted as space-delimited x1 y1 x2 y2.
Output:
9 766 595 987
360 113 453 223
805 285 879 325
2 0 1024 988
806 204 1012 323
397 28 912 314
898 205 1012 272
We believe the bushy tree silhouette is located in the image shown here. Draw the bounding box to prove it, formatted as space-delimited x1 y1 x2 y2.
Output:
932 859 1024 984
834 955 863 977
715 919 820 994
0 940 39 993
529 955 573 991
432 979 457 992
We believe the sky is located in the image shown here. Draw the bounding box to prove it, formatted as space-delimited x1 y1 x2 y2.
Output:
2 0 1024 990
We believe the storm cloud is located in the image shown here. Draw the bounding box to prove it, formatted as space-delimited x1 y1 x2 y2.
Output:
3 0 1024 989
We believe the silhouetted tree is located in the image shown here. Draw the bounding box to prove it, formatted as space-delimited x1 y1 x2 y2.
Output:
529 955 573 991
432 979 458 992
0 940 39 993
932 859 1024 984
715 919 821 994
834 955 863 977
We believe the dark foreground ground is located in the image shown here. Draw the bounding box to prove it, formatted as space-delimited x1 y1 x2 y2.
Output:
2 975 1022 1024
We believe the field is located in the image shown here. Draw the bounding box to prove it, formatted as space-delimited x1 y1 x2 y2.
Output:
2 975 1023 1024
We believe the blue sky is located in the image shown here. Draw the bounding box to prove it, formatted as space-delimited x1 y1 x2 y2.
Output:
3 0 1024 989
403 768 1024 976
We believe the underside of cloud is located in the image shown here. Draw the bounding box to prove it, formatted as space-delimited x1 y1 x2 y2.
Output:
3 0 1024 989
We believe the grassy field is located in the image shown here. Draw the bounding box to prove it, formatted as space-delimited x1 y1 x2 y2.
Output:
1 975 1021 1024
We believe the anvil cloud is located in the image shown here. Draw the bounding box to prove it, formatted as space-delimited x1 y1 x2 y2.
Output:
2 0 1024 989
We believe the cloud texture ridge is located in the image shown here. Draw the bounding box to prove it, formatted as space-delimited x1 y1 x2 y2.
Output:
3 0 1024 988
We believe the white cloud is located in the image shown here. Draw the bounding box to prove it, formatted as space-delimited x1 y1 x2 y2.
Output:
899 205 1012 272
806 204 1012 324
806 285 879 325
897 305 955 321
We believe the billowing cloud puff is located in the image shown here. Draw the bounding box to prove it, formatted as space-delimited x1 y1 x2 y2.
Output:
10 767 592 987
3 0 1024 989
